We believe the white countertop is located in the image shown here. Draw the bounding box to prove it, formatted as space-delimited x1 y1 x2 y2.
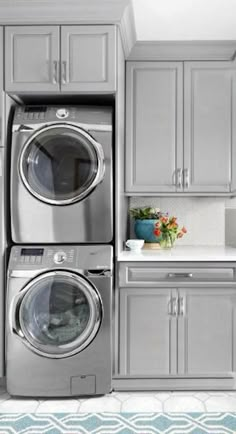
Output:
118 246 236 262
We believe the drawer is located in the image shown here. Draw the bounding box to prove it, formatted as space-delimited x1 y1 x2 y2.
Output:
119 263 235 286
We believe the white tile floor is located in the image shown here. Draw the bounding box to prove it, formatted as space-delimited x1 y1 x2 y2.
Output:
0 385 236 412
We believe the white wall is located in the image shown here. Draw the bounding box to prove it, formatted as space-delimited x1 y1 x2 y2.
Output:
133 0 236 41
129 197 228 246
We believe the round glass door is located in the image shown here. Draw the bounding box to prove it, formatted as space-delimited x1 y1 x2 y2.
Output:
18 271 102 358
20 124 104 205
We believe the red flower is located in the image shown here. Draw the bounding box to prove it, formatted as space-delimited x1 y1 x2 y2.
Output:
177 232 183 238
160 217 168 223
154 229 161 237
182 226 187 233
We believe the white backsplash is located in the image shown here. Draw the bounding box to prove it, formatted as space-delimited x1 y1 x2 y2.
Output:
129 197 226 246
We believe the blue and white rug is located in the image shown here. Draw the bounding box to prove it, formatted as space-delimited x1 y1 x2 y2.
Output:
0 413 235 433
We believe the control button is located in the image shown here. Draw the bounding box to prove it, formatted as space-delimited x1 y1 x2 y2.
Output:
56 108 69 119
24 256 29 263
36 256 42 264
54 251 67 264
30 256 35 264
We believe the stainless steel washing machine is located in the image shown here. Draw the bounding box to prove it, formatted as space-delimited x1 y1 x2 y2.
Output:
11 106 113 243
6 245 112 397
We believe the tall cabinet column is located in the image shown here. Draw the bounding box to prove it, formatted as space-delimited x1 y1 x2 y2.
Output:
0 27 4 377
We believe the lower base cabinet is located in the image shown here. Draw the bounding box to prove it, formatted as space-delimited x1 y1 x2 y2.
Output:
119 286 236 378
119 288 173 375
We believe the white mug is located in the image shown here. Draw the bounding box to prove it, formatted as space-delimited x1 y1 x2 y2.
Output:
126 239 144 251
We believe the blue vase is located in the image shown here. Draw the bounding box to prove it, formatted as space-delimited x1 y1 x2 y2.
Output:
134 219 162 243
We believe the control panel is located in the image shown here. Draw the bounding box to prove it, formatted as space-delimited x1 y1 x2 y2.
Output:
14 106 76 122
11 246 76 268
9 245 113 275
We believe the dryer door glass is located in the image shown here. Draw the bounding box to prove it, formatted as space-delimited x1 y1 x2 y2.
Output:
20 124 104 205
18 271 102 358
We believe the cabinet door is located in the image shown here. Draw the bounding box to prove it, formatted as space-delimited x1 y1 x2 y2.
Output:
184 62 236 193
61 26 116 92
5 26 60 92
0 28 4 378
119 287 176 375
125 62 183 193
178 287 236 376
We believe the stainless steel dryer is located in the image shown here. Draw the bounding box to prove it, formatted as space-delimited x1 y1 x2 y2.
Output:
6 245 112 397
11 106 113 243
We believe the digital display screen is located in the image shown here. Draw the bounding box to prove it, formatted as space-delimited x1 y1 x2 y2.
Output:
21 248 44 256
24 107 46 113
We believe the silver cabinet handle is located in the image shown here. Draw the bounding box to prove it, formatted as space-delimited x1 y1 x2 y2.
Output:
172 297 178 316
168 297 172 315
52 60 58 84
178 296 185 316
168 273 193 278
176 168 183 188
61 61 67 84
184 168 190 189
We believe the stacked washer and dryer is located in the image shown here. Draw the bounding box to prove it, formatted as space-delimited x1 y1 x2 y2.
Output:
6 106 113 397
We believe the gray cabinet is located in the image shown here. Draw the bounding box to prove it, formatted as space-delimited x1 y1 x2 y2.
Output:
0 27 4 377
5 25 116 93
178 287 236 375
5 26 60 92
126 60 236 194
118 262 236 377
126 62 183 193
61 26 116 92
119 287 175 375
184 62 236 193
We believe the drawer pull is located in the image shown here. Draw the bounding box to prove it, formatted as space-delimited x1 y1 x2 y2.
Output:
168 273 193 278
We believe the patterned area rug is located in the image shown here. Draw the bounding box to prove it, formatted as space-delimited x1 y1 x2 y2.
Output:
0 413 235 433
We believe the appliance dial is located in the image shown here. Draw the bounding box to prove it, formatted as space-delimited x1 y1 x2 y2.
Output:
56 108 69 119
54 251 67 264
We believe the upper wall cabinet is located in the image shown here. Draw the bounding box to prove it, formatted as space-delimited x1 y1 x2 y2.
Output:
5 26 59 92
184 62 236 193
126 62 183 193
5 25 116 93
60 26 116 92
126 60 236 195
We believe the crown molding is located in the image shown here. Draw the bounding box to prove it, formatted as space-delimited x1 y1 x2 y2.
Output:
0 0 129 23
0 0 136 57
128 40 236 61
118 3 136 58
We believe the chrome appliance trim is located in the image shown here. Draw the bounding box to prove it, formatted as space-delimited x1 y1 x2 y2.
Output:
19 123 105 205
11 270 102 359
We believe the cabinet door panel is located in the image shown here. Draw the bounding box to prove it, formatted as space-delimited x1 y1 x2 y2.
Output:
126 62 183 193
184 62 236 192
178 287 236 375
5 26 60 92
119 287 175 375
0 28 4 377
61 26 116 92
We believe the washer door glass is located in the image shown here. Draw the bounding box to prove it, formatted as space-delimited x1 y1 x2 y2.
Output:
18 271 102 358
20 124 104 205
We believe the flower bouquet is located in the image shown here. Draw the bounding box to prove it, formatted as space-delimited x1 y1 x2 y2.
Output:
154 216 187 248
129 206 187 249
